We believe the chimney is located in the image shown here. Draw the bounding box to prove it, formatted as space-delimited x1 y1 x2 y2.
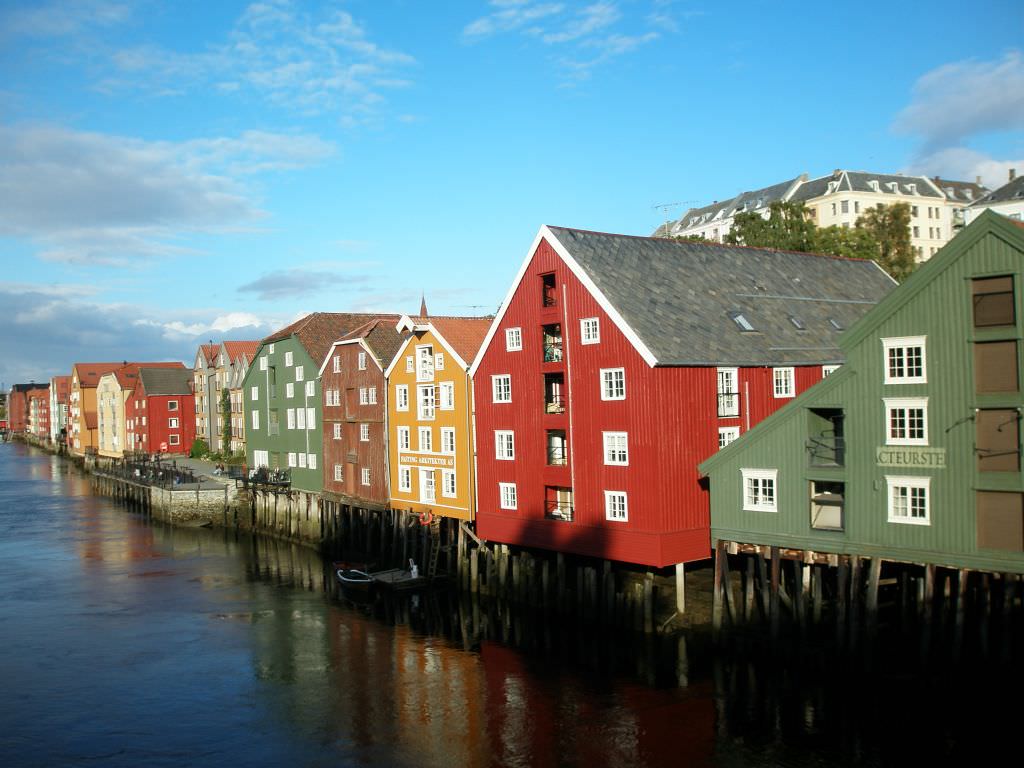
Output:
976 176 982 186
1011 168 1017 182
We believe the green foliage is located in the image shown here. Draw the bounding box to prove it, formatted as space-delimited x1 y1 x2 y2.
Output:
190 437 209 458
724 201 818 252
673 233 711 243
856 202 916 281
220 388 231 455
724 199 917 281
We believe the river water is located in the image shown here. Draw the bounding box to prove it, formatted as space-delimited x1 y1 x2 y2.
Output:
0 442 1017 767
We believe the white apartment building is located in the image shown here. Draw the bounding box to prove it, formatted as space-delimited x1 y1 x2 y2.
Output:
658 169 988 263
964 169 1024 226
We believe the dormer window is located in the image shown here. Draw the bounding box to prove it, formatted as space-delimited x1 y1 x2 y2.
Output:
828 318 844 331
868 180 880 192
729 311 755 332
887 182 899 193
788 315 806 330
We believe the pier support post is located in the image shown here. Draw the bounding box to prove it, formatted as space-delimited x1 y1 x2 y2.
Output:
675 562 686 615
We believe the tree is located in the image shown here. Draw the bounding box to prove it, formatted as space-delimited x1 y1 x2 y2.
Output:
220 388 231 455
814 225 878 261
856 202 916 281
190 437 209 459
724 201 818 252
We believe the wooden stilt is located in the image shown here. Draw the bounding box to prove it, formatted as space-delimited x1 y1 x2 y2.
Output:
836 558 849 648
744 556 756 623
643 572 654 634
953 568 968 660
769 546 780 639
811 564 823 625
921 563 935 660
866 557 882 640
713 540 725 637
849 556 862 650
675 562 686 615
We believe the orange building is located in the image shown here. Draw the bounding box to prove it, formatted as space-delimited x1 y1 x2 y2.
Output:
385 315 490 521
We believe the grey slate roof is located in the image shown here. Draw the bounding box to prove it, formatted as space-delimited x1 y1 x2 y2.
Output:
971 174 1024 206
139 367 193 395
933 177 988 203
548 226 896 366
676 177 802 231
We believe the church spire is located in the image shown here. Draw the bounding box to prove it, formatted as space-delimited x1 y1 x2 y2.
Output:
419 293 428 318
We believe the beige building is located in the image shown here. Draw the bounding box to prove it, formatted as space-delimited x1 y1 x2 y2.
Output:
96 363 185 458
658 169 988 263
193 340 260 453
964 169 1024 226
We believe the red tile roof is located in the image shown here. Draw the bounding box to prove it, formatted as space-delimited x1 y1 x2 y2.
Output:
222 340 261 364
112 362 186 389
199 344 219 366
72 363 123 388
265 312 401 367
427 316 493 366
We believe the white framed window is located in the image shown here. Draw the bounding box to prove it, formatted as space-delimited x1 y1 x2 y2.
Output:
333 422 342 440
142 416 146 426
603 431 628 465
435 353 445 371
251 410 259 430
360 423 370 442
334 463 343 481
368 387 377 405
168 417 179 428
717 367 739 417
288 452 296 467
254 449 269 467
773 367 795 398
358 351 367 370
822 364 840 377
167 400 178 411
605 491 628 521
305 408 315 430
399 467 412 492
298 453 307 468
395 385 409 412
492 374 512 403
284 351 293 366
397 426 410 451
416 345 434 381
308 453 317 470
405 356 414 373
439 381 454 410
580 317 600 345
295 366 304 382
168 434 180 445
286 382 295 399
442 469 456 498
418 426 432 452
361 467 371 486
741 468 778 512
499 482 517 510
887 476 930 525
505 327 522 351
359 387 369 405
882 337 927 384
305 381 315 397
296 408 306 429
259 356 267 371
885 397 928 446
495 430 515 460
718 426 740 449
332 355 341 373
287 408 295 430
417 385 435 420
441 427 455 454
250 385 259 401
600 368 626 400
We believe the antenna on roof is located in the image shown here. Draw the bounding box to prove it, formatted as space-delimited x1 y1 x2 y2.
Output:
653 201 696 237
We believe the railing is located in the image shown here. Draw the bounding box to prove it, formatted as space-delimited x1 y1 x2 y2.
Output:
545 500 574 522
717 392 739 418
238 466 291 490
546 446 568 466
268 424 280 436
543 288 558 307
543 340 563 363
544 394 566 414
97 455 200 488
807 434 845 467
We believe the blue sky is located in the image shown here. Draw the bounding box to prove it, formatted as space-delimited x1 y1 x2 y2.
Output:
1 0 1022 386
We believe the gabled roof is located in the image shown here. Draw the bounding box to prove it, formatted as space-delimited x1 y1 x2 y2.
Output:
482 226 895 369
388 315 493 376
198 344 219 366
670 176 803 234
72 363 123 387
112 362 184 390
318 316 410 376
970 174 1024 207
264 312 398 367
221 340 261 364
11 383 48 394
138 367 194 396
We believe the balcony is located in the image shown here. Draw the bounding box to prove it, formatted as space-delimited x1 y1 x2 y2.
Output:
542 273 557 307
542 324 563 363
806 408 845 467
546 430 568 466
545 488 574 522
544 373 565 414
810 480 845 531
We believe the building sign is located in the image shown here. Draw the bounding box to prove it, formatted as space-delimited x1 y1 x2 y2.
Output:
875 446 946 468
399 451 455 468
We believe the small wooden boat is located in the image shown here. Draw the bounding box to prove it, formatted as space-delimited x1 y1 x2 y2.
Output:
335 568 375 600
369 568 427 593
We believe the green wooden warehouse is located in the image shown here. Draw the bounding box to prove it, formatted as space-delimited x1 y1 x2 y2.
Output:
699 212 1024 633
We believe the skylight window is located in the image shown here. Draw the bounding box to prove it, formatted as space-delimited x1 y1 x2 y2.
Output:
729 311 755 332
828 318 844 331
788 315 806 330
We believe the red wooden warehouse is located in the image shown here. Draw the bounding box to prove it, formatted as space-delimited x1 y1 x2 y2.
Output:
318 316 403 513
470 226 895 568
126 367 196 455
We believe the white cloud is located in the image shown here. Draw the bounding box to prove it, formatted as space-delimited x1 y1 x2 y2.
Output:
542 2 619 43
463 2 565 40
0 0 131 39
0 123 334 266
902 146 1024 191
893 50 1024 149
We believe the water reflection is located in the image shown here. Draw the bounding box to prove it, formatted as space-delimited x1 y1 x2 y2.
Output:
1 441 1020 768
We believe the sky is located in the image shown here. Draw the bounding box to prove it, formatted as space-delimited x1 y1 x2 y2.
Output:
1 0 1022 387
